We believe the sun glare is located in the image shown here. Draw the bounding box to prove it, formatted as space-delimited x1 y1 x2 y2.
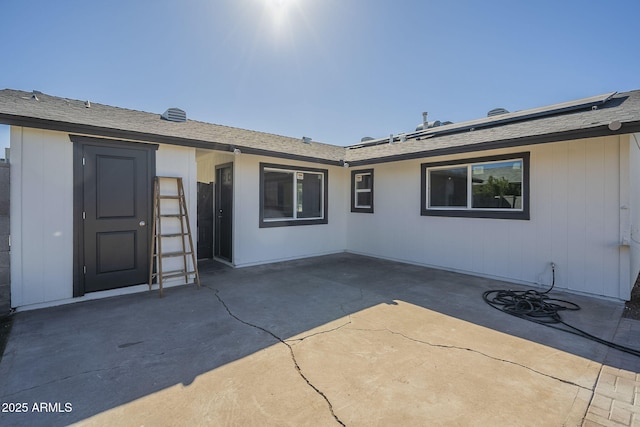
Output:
267 0 295 9
264 0 298 31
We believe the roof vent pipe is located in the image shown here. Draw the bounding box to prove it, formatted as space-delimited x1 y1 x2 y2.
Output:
415 112 429 131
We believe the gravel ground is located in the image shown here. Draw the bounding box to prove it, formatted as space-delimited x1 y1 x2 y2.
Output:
623 278 640 320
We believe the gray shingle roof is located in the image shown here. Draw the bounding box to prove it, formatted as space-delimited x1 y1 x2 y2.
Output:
1 88 639 166
345 90 640 165
0 89 345 164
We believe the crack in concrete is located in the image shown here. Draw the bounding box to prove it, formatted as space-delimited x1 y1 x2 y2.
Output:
285 321 352 344
210 288 346 426
350 327 592 391
567 385 592 427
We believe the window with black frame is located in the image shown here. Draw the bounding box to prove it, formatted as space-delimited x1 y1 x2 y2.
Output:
351 169 374 213
260 163 328 227
421 153 529 220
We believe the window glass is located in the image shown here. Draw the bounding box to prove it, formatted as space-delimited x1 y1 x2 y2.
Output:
260 163 328 227
356 173 372 190
297 172 323 218
263 170 294 219
356 191 372 208
429 167 468 207
471 160 522 209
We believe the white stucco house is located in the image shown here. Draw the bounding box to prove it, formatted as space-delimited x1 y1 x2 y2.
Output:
1 88 639 311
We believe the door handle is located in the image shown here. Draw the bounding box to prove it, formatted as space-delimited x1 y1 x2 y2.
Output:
139 221 146 227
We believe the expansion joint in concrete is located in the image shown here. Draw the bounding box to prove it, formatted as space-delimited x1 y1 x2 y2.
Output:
210 288 346 427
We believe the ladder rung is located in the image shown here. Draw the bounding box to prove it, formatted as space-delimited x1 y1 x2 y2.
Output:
160 214 185 217
162 273 196 280
160 233 188 237
153 270 197 280
161 251 193 258
159 195 183 199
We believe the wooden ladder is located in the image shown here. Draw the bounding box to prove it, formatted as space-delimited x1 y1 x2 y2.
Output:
148 176 200 297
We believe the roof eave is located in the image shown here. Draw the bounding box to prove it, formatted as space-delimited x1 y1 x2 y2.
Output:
346 122 640 167
0 113 344 166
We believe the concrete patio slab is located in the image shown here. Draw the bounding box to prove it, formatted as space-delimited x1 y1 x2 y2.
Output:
0 253 639 426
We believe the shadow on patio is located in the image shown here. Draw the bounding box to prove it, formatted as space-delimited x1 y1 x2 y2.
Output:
0 253 638 426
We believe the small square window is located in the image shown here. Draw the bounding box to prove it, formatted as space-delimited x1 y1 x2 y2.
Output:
351 169 374 213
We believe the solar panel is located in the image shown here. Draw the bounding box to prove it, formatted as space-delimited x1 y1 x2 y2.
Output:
408 91 617 140
347 91 617 150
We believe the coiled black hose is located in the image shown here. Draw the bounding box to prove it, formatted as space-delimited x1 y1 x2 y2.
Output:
483 265 640 358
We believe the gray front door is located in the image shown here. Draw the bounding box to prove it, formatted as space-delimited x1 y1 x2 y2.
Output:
74 137 155 294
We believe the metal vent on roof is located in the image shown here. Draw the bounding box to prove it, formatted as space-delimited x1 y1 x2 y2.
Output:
161 108 187 123
416 120 452 131
487 107 509 117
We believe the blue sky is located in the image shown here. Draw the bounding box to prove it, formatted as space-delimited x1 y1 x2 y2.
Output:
1 0 639 151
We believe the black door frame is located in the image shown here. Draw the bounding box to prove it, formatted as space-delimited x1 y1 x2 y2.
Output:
71 135 157 297
214 162 233 263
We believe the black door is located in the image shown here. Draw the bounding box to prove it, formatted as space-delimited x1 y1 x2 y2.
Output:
76 139 154 294
197 182 214 259
215 163 233 262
